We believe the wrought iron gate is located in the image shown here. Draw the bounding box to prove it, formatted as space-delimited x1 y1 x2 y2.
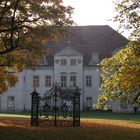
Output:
31 83 80 127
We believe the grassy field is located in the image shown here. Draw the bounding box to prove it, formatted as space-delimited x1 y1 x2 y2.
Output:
0 112 140 140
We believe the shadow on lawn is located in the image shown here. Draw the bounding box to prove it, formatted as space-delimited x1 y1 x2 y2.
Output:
0 118 140 140
81 111 140 122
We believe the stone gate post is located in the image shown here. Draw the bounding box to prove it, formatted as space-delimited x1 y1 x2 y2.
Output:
31 89 39 126
73 88 81 127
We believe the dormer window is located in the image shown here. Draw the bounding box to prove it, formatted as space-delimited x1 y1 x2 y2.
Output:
71 59 76 65
89 53 99 65
61 59 67 65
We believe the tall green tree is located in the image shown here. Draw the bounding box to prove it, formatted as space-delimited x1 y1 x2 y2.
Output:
97 0 140 109
0 0 74 94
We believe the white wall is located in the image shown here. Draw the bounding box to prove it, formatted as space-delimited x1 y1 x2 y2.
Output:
23 67 54 111
0 72 24 111
54 56 84 110
0 51 128 112
83 67 101 109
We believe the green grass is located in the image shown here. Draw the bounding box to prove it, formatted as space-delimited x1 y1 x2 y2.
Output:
0 112 140 140
81 111 140 122
2 111 139 122
0 113 30 118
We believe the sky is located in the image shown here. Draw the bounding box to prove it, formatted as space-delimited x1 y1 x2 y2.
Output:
63 0 128 37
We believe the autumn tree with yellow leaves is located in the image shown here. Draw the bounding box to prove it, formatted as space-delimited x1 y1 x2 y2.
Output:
97 0 140 109
0 0 74 94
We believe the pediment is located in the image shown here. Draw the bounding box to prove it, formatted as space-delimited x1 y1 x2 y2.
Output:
55 47 82 56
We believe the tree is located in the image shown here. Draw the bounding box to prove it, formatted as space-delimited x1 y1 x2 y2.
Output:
114 0 140 40
0 0 74 94
97 42 140 109
0 0 73 54
97 0 140 109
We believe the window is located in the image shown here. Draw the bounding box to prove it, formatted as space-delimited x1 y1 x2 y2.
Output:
86 75 92 87
55 60 59 64
33 75 39 88
70 74 77 87
86 97 92 108
120 101 128 109
61 75 67 87
46 75 51 87
71 59 76 65
61 59 67 65
7 96 15 109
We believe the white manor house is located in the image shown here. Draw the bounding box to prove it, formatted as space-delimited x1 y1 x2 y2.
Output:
0 25 129 112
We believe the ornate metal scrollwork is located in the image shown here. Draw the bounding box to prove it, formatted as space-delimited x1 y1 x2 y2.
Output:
31 82 80 126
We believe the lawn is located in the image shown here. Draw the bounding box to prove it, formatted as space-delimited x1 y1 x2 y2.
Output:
0 112 140 140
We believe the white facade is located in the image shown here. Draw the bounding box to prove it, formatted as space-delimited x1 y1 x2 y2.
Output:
0 47 132 112
0 47 102 111
0 25 129 112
